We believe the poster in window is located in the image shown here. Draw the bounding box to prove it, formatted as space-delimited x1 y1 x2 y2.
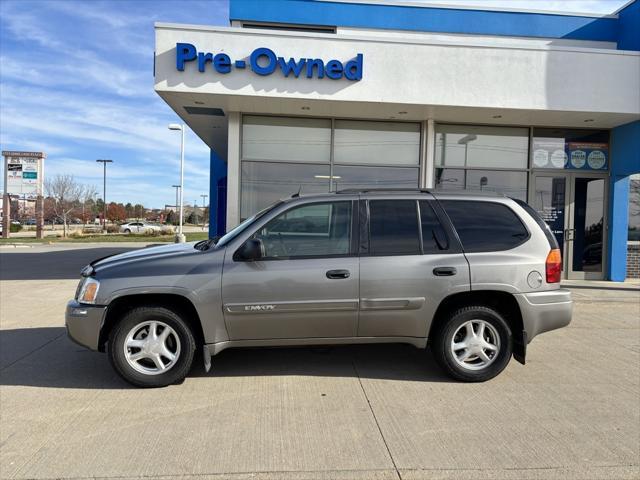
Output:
567 143 608 170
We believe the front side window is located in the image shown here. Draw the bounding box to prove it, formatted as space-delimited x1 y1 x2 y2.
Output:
441 200 529 253
252 201 352 258
369 200 420 256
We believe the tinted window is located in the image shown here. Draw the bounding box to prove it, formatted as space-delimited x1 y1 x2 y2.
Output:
253 201 352 258
369 200 420 255
419 201 449 253
512 198 559 249
441 200 529 252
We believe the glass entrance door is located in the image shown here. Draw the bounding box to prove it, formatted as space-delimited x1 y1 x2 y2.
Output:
530 173 607 280
568 177 606 279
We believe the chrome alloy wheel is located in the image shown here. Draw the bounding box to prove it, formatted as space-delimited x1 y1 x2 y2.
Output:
450 320 500 371
123 321 181 375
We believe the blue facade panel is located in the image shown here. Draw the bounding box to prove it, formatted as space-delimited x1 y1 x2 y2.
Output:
209 150 227 238
230 0 620 42
608 120 640 281
617 0 640 50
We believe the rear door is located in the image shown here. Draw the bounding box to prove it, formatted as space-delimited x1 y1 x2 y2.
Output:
221 200 359 340
439 199 537 292
358 197 470 338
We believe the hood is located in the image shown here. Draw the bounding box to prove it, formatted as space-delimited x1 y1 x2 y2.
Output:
91 242 199 271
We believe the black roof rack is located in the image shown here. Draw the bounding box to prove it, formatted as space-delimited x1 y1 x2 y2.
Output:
335 188 432 194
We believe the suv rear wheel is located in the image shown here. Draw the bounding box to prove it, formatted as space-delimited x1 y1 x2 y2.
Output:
108 306 196 388
432 306 512 382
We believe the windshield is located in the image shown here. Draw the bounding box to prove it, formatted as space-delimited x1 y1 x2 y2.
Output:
215 201 284 248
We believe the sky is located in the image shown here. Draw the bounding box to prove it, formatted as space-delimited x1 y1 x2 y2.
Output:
0 0 629 209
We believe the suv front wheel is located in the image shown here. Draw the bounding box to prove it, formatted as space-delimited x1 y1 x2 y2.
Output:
108 306 196 388
432 306 512 382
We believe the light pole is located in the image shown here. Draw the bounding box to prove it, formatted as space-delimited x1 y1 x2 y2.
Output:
200 194 208 230
168 124 186 243
171 184 181 219
457 134 477 167
96 159 113 232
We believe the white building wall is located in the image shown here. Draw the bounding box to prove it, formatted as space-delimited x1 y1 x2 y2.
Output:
155 24 640 116
226 112 241 228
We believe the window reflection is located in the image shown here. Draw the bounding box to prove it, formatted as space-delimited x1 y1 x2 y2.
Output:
435 125 528 169
435 168 527 201
333 165 419 191
334 120 420 166
241 162 330 219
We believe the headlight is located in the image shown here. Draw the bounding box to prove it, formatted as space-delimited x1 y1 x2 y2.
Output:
77 277 100 304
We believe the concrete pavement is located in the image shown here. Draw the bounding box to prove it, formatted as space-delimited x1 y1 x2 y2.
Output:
0 244 638 479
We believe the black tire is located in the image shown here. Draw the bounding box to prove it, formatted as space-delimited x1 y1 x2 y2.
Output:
124 229 131 234
432 306 512 382
108 306 196 388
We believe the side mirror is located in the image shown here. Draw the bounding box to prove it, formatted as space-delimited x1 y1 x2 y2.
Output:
234 238 264 261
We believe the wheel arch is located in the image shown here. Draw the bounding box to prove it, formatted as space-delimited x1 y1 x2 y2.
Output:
428 290 526 364
99 293 204 352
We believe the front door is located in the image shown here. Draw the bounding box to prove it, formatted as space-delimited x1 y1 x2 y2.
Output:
221 200 359 340
530 173 607 279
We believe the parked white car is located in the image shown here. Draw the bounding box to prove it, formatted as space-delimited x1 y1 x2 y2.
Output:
119 222 163 234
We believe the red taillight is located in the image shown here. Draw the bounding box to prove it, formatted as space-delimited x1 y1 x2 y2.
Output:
546 249 562 283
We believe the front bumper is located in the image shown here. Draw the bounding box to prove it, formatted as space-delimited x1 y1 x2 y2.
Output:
65 300 107 351
514 288 573 343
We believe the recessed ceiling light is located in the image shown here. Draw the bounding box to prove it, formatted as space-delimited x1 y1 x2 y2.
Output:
492 115 502 119
398 111 407 115
301 106 310 110
194 101 205 105
584 119 594 123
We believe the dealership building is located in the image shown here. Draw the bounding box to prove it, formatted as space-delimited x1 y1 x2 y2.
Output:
154 0 640 280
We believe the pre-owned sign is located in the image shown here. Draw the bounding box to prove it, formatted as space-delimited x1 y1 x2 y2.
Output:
175 43 363 81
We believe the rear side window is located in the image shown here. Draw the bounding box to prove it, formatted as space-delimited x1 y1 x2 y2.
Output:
440 200 529 253
369 200 420 255
512 198 559 249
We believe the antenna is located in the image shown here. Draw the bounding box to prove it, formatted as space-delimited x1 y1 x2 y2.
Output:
291 185 303 198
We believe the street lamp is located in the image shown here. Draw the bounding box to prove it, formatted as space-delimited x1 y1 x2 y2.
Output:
96 159 113 232
200 194 208 230
457 134 477 168
168 123 186 243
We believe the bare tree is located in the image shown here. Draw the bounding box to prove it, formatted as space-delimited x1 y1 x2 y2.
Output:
80 185 98 225
45 174 86 237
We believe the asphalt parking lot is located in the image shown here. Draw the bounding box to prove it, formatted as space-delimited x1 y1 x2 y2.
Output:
1 244 639 480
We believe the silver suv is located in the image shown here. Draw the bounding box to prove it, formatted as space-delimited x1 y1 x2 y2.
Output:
66 190 572 387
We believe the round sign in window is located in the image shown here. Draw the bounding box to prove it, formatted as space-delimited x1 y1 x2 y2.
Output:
570 150 586 169
533 149 549 167
550 149 567 168
587 150 606 170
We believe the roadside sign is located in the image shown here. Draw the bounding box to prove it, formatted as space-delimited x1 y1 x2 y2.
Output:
2 151 45 198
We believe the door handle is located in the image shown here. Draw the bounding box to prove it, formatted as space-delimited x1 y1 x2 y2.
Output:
326 269 350 279
433 267 457 276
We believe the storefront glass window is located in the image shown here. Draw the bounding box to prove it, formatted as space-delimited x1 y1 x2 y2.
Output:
531 128 609 171
435 125 528 169
435 168 527 201
241 161 330 219
334 120 420 165
242 116 331 163
241 115 421 218
434 124 528 200
333 165 419 190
